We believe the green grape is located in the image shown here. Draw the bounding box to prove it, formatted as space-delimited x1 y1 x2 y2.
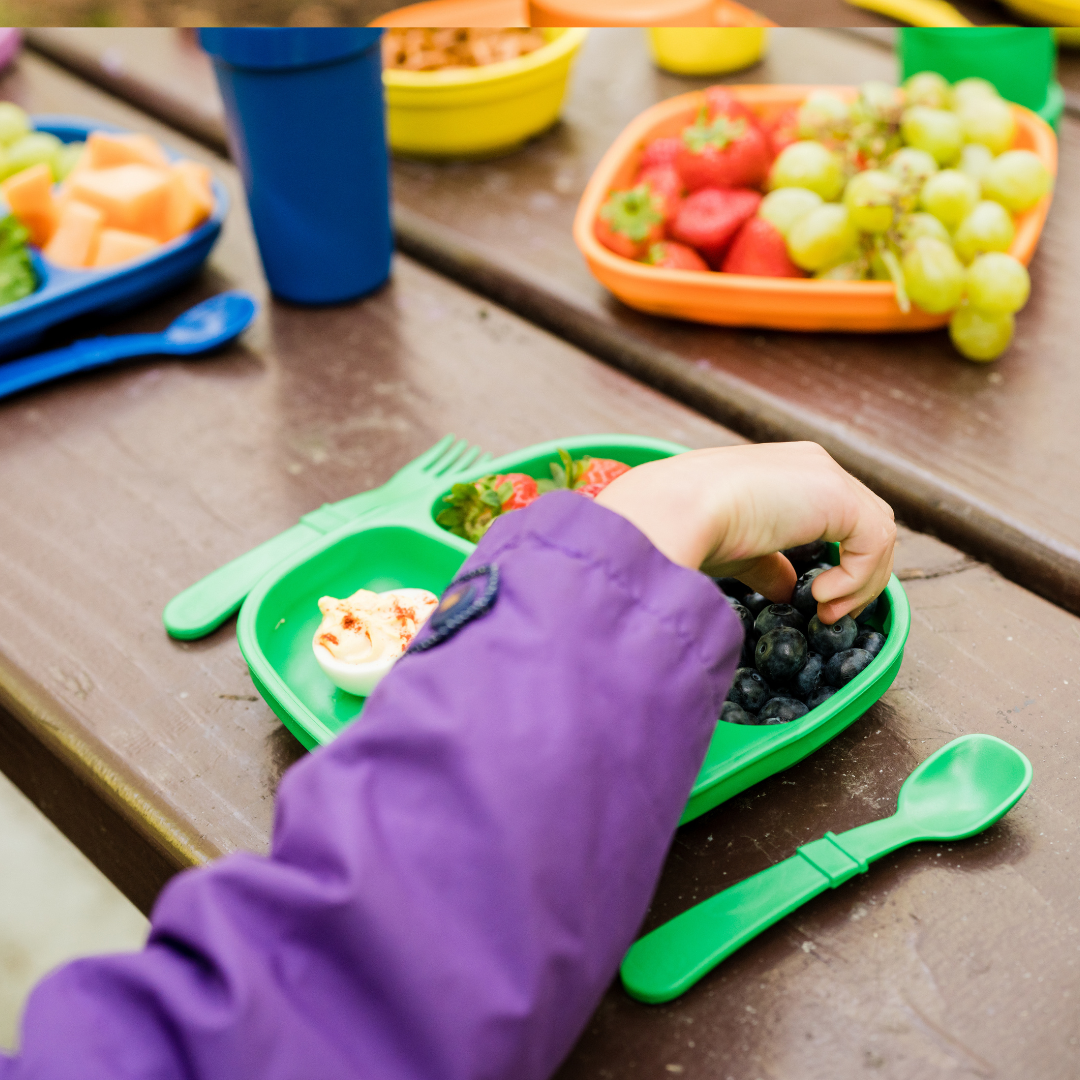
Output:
918 168 980 231
53 142 85 183
767 140 845 202
787 204 858 272
797 91 850 139
816 258 869 280
949 305 1014 362
900 106 963 166
2 132 63 181
982 149 1053 213
901 236 965 314
958 96 1016 155
869 249 890 280
965 252 1030 314
952 200 1015 263
903 70 952 110
853 81 902 125
951 77 1000 111
895 211 951 248
958 142 994 187
758 186 823 238
0 103 29 147
843 169 901 234
886 147 937 210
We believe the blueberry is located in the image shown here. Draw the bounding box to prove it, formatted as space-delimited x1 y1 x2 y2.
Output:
806 686 837 709
716 577 751 600
807 614 857 658
854 630 886 657
824 647 875 687
727 667 770 712
742 592 770 618
758 695 809 724
791 567 828 619
791 652 823 699
755 626 807 684
855 594 880 626
726 599 755 640
782 540 826 570
754 603 806 636
720 701 758 725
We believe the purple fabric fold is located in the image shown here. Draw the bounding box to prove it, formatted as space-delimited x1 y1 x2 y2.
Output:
4 491 741 1079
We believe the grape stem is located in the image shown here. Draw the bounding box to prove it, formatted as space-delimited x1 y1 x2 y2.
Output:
878 243 910 314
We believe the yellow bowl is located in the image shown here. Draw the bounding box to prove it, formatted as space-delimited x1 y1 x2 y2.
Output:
647 27 767 75
381 28 588 159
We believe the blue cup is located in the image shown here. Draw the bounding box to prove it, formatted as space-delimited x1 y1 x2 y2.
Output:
199 28 392 305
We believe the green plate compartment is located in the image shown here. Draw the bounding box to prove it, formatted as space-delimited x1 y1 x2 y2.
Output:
237 434 911 823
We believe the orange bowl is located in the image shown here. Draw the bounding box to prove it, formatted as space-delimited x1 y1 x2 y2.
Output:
573 85 1058 332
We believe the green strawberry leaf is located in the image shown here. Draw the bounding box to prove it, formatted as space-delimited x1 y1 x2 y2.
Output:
681 107 747 155
598 184 664 242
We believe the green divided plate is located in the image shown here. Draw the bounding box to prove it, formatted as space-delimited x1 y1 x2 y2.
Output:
237 434 911 824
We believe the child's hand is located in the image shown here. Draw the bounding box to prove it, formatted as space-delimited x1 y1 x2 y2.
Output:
595 442 895 624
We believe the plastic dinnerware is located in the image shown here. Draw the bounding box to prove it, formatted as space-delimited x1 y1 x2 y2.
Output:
375 27 588 160
0 290 256 402
0 117 227 360
234 434 910 824
164 436 493 640
573 85 1057 333
647 26 770 77
529 0 715 24
621 733 1032 1003
200 28 392 305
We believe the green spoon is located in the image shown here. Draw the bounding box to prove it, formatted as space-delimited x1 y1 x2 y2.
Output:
621 733 1032 1004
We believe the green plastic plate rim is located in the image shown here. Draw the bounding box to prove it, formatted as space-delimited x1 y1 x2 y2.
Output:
236 434 911 821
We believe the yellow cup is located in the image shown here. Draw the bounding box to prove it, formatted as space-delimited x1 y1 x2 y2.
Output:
647 27 767 75
383 28 588 159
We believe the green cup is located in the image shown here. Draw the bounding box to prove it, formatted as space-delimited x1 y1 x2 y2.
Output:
898 27 1063 130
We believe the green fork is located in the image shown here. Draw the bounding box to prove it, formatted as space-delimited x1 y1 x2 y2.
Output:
163 435 490 640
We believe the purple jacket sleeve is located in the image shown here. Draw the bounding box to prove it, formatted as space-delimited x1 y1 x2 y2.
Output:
1 491 740 1080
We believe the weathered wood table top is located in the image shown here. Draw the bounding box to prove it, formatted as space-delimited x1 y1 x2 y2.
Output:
2 45 1080 1080
26 26 1080 623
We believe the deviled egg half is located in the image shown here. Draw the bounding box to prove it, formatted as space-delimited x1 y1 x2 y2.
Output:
312 587 439 697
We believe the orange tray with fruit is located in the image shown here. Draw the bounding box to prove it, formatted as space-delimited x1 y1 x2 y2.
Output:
572 83 1057 334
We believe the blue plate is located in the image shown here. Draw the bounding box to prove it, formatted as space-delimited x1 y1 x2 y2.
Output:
0 115 228 359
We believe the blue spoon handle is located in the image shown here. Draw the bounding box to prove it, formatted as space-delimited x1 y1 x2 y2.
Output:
0 332 169 400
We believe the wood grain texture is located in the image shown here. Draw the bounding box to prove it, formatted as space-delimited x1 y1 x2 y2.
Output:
25 27 1080 618
0 50 742 903
2 45 1080 1080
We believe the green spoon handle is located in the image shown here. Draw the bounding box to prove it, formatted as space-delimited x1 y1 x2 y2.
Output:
620 832 872 1004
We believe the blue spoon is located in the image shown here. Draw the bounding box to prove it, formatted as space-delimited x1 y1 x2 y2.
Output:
0 290 258 401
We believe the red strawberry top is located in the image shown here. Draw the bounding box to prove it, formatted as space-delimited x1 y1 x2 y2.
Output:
639 136 682 170
489 473 539 511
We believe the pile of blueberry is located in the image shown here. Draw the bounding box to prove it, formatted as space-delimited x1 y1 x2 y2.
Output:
717 540 886 726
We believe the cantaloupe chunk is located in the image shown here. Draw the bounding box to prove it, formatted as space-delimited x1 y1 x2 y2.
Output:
92 227 160 268
158 160 214 241
1 162 58 246
86 131 169 170
68 164 171 237
43 199 104 268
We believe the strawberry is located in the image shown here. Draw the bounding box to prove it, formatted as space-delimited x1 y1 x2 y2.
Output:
635 163 684 221
675 106 773 192
594 184 666 259
645 240 709 271
639 136 682 170
720 216 805 277
704 86 759 127
670 187 761 269
436 472 539 543
537 449 631 499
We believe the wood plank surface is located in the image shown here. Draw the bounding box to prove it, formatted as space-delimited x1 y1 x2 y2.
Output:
2 47 1080 1080
25 27 1080 623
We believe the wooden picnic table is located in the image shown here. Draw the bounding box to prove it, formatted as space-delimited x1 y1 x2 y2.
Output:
26 25 1080 625
1 41 1080 1080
